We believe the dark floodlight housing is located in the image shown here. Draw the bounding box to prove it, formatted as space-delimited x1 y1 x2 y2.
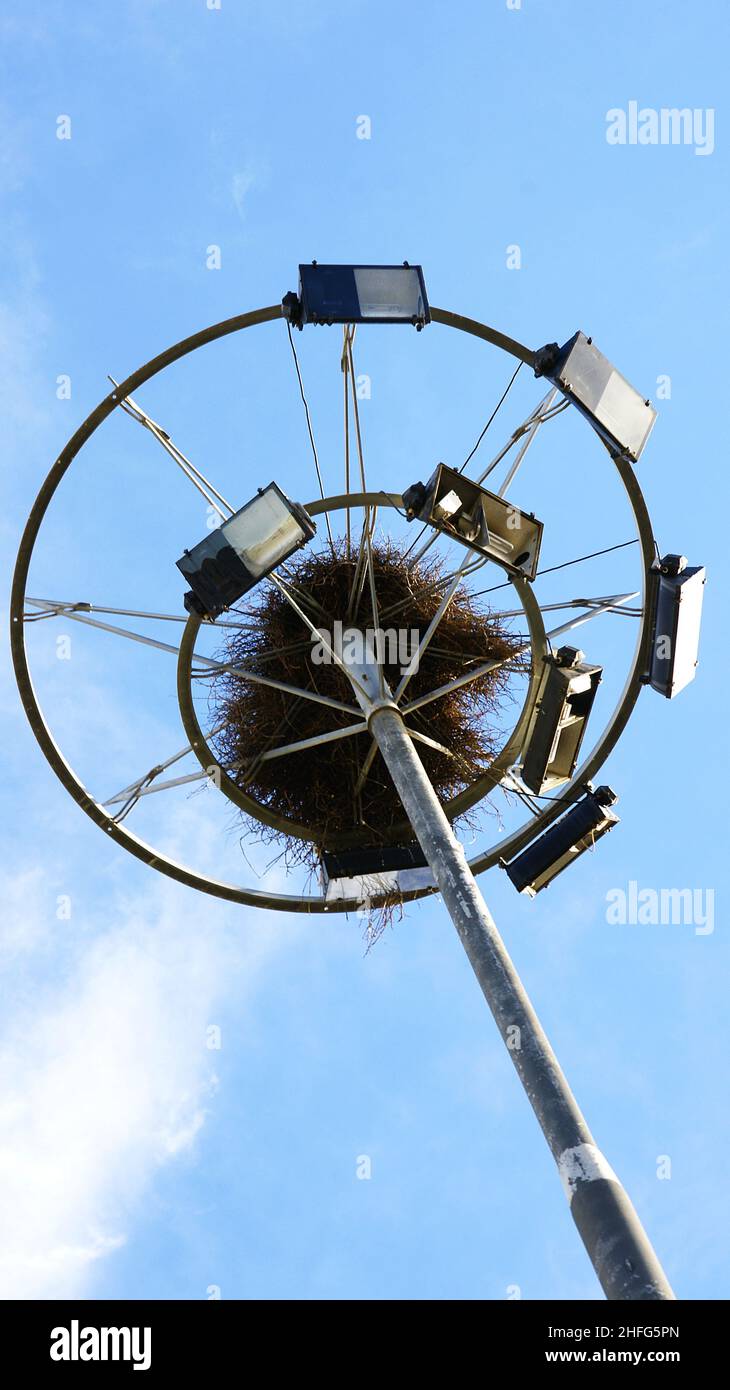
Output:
323 845 428 879
534 331 656 462
177 482 316 619
283 263 430 329
520 646 603 794
402 462 543 579
321 844 431 904
503 786 619 898
649 554 706 698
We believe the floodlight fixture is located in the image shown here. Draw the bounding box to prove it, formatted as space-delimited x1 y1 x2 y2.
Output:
649 554 706 698
520 646 603 794
282 262 430 329
321 844 431 903
503 786 619 897
403 462 543 578
177 482 316 619
535 331 656 462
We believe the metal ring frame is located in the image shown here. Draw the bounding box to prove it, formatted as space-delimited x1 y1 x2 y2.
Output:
176 492 549 849
10 303 657 913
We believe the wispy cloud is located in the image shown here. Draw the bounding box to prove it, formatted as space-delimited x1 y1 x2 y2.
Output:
0 855 294 1299
231 166 258 221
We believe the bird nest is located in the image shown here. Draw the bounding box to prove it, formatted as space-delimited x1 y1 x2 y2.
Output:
206 541 525 882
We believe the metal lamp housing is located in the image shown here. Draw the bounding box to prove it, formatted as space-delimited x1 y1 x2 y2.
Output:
177 483 316 619
520 646 603 794
649 556 706 698
504 787 619 897
404 463 544 578
321 845 432 903
292 263 430 327
540 331 657 462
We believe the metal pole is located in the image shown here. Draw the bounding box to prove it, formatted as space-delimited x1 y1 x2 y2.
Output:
364 697 675 1300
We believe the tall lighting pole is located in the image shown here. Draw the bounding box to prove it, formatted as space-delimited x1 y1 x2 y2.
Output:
349 655 674 1301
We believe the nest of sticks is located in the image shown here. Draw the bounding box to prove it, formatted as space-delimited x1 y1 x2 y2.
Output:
206 541 524 879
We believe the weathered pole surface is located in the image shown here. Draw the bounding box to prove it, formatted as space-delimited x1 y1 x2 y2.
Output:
361 689 674 1301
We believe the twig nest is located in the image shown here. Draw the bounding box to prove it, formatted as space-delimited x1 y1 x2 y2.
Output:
208 542 524 871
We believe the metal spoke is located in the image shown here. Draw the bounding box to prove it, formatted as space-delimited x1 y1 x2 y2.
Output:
266 571 372 704
408 729 454 758
401 652 517 717
496 387 558 496
488 595 643 620
27 605 187 657
255 721 367 762
105 702 454 812
341 325 355 559
405 388 562 568
351 723 456 799
107 767 213 806
401 592 639 717
352 553 486 791
344 332 382 691
106 721 371 805
500 772 544 818
28 599 360 715
380 552 487 623
476 388 559 487
545 592 640 643
273 575 331 622
109 377 234 519
394 553 486 702
241 637 315 666
401 362 527 564
352 741 378 798
286 322 334 551
24 597 256 630
106 721 231 808
346 506 377 621
195 653 360 714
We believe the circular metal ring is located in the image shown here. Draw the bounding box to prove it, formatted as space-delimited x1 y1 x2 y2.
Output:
10 303 656 913
176 490 549 850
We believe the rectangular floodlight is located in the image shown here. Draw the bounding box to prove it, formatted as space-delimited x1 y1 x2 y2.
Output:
536 331 656 462
650 555 706 698
177 482 316 619
520 646 603 794
321 845 432 903
503 787 619 897
289 263 430 327
403 462 543 579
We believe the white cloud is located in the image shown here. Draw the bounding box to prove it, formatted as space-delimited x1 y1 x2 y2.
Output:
0 857 296 1299
231 167 257 220
0 866 51 961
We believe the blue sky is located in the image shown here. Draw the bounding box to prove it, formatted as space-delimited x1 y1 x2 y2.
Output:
1 0 728 1300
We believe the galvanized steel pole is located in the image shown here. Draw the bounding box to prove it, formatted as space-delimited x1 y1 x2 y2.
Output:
366 698 674 1301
